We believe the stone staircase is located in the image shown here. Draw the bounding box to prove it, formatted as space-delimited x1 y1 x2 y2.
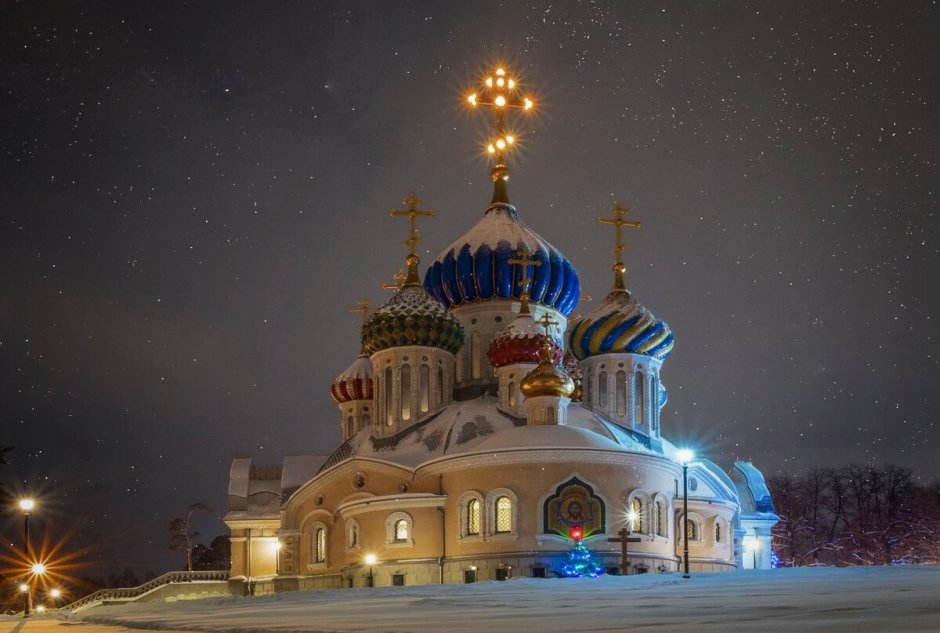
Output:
58 569 231 613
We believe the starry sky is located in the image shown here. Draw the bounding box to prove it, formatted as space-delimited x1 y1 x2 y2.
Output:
2 1 937 577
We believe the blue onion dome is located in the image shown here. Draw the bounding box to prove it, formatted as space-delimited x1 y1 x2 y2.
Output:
361 284 464 355
567 287 674 361
423 203 580 316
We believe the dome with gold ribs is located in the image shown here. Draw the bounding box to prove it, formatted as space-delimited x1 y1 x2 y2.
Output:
567 289 674 361
520 337 575 398
488 312 563 368
330 355 373 403
361 285 464 355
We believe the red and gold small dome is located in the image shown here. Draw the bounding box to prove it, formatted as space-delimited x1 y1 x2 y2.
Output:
330 355 374 403
488 313 563 368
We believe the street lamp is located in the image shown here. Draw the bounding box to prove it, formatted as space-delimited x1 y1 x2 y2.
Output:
676 449 694 579
19 498 35 617
364 553 377 587
744 535 760 569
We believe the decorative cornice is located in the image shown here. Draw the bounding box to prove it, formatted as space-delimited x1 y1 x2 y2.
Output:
338 493 446 519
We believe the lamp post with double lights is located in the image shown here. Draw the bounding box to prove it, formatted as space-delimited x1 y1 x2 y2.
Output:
676 449 694 579
19 498 35 616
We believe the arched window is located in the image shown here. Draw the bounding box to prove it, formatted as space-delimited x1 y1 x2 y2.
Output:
630 497 643 533
508 381 516 406
585 372 592 404
400 364 411 421
651 378 659 431
471 332 482 380
715 521 722 543
419 365 430 413
362 413 371 428
547 407 555 423
598 371 608 408
686 519 698 541
384 367 394 426
347 416 354 437
467 499 481 535
436 367 444 406
313 527 326 564
634 371 644 425
395 519 409 541
655 499 667 537
385 512 414 545
616 370 627 416
495 496 512 533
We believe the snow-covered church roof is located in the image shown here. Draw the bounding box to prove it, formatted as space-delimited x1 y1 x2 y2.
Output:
317 396 667 472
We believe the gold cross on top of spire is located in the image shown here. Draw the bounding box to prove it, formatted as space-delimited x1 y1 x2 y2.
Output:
389 192 435 287
350 298 372 323
598 202 641 291
537 312 558 336
382 269 407 291
465 66 536 204
508 247 541 315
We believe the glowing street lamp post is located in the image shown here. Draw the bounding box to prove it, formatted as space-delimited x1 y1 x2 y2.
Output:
19 498 35 616
364 554 377 587
676 449 694 579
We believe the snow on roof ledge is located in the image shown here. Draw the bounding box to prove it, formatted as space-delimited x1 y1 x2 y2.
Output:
471 424 628 453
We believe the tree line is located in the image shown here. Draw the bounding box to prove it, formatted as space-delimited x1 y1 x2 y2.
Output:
766 464 940 566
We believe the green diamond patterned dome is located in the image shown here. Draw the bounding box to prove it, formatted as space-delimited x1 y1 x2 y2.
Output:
362 285 464 355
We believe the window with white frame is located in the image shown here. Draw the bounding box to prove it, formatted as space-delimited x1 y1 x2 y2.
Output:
654 497 668 537
468 498 481 535
457 492 484 539
683 513 704 542
308 523 328 566
485 489 518 537
385 511 414 545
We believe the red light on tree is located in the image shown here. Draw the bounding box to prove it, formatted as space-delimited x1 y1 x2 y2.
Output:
569 526 583 541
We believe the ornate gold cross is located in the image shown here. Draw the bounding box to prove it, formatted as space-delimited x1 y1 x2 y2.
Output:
382 269 407 291
349 298 372 323
508 247 542 314
389 192 435 286
598 202 641 291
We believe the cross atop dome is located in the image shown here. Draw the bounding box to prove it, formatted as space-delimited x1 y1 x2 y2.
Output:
599 202 641 292
508 247 541 315
466 66 536 204
389 192 435 287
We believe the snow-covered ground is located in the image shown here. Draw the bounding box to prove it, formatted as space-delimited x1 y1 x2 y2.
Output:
62 566 940 632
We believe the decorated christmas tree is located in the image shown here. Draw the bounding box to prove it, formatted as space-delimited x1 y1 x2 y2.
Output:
560 526 605 578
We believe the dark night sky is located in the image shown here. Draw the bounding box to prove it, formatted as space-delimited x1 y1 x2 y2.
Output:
2 1 937 576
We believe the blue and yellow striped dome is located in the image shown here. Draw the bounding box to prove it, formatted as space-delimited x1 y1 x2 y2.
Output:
423 203 580 316
567 290 673 361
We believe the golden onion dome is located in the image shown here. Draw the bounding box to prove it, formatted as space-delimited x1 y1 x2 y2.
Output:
520 336 575 399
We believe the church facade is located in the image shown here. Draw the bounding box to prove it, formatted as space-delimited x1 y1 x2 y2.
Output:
224 67 778 591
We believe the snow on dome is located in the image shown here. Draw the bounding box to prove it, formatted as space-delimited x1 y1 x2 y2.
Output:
423 203 580 316
361 285 464 355
330 355 374 403
487 312 563 368
567 289 673 361
472 424 625 453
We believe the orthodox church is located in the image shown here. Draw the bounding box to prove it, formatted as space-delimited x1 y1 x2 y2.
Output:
224 67 778 591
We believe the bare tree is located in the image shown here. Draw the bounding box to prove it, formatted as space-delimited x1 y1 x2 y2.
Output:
169 502 211 572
